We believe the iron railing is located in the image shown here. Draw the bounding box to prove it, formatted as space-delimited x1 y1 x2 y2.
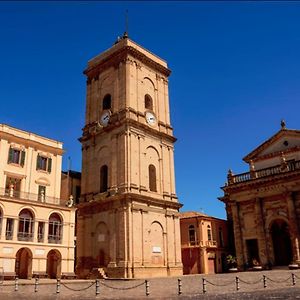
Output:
0 188 68 206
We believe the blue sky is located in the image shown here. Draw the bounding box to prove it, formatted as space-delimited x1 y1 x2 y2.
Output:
1 2 300 219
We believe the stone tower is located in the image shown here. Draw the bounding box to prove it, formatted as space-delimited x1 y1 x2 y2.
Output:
76 34 183 278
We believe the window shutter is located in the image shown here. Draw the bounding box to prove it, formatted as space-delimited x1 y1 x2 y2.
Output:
8 147 13 163
36 155 41 170
47 157 52 173
20 150 26 167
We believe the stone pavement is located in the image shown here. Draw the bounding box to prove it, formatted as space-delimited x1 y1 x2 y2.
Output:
1 268 300 299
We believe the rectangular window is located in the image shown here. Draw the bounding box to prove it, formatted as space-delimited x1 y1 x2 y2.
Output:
5 218 14 240
8 147 25 166
36 155 52 172
38 222 44 243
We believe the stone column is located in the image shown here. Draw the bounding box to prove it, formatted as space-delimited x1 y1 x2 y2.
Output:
285 192 300 263
255 198 269 266
230 202 245 268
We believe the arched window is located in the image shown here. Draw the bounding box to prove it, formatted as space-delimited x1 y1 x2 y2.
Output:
102 94 112 110
207 225 212 241
149 164 157 192
48 213 62 244
18 209 34 241
145 94 153 110
100 165 108 193
189 225 196 245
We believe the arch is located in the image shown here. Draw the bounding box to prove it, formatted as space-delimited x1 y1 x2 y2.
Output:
100 165 108 193
270 219 292 265
46 249 62 279
149 164 157 192
15 247 33 279
145 94 153 110
149 221 164 265
48 213 63 244
146 145 160 160
143 77 156 90
95 222 110 267
102 94 112 110
18 209 34 242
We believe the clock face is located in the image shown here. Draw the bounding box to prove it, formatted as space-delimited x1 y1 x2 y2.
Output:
145 111 156 125
100 110 111 127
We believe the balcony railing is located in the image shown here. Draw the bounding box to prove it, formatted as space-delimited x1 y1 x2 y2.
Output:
227 160 300 185
48 235 62 244
0 187 68 206
17 232 33 242
206 240 217 247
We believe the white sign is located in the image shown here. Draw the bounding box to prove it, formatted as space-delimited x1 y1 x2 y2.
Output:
152 246 161 253
2 247 13 254
35 249 45 255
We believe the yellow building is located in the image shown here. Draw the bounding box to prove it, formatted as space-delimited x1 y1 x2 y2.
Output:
180 212 228 274
76 33 183 279
0 123 76 279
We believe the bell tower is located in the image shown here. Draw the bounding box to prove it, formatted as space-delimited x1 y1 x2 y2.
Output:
77 34 183 278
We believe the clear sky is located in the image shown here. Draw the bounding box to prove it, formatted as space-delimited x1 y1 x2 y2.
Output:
1 1 300 219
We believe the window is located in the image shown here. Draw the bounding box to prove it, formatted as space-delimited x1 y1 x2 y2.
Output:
145 94 153 110
102 94 112 110
207 225 212 241
6 218 14 240
38 222 44 243
219 227 224 247
75 185 81 204
149 164 157 192
18 209 34 241
8 147 25 166
100 165 108 193
189 225 196 245
36 155 52 172
48 213 62 244
38 185 46 201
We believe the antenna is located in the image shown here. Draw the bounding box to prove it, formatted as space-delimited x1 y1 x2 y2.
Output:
123 9 129 38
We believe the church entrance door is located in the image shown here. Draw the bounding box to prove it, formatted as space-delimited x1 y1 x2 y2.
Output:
271 220 292 266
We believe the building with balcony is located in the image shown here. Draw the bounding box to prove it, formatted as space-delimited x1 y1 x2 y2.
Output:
0 124 76 279
220 121 300 270
179 211 228 274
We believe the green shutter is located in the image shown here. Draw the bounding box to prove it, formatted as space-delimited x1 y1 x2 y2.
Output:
20 150 26 167
36 155 41 170
8 147 13 163
47 157 52 173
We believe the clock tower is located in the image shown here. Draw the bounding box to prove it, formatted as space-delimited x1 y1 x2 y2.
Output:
77 34 183 278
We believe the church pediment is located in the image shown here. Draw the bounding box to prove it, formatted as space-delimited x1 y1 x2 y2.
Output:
243 128 300 162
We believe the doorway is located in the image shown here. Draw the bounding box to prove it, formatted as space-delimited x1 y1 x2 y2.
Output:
271 220 292 265
15 248 32 279
46 250 61 278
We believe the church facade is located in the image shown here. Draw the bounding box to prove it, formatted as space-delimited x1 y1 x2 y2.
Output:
220 122 300 269
76 34 183 278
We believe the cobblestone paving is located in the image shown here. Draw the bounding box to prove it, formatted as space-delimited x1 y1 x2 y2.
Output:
1 269 300 299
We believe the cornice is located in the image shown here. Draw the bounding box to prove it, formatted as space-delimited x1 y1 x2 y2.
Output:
84 46 171 79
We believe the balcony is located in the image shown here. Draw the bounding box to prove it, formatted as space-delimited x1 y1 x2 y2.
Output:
205 240 217 247
0 187 68 207
17 232 33 242
227 160 300 186
48 235 62 244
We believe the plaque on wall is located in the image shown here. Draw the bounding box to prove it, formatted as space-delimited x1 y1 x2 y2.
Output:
152 246 161 253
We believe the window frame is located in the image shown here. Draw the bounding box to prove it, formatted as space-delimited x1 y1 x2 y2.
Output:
36 154 52 173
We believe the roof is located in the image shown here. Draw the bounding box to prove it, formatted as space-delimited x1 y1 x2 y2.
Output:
62 170 81 179
179 211 208 219
243 127 300 163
